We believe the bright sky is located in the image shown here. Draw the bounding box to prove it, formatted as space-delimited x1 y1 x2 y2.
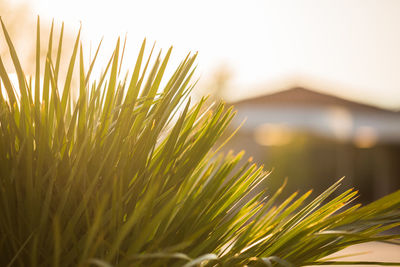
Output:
12 0 400 109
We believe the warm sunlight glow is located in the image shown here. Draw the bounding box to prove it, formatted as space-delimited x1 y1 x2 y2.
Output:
24 0 400 109
254 123 293 146
0 73 20 103
326 106 353 141
354 126 378 149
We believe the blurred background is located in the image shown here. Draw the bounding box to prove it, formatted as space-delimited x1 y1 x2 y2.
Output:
1 0 400 203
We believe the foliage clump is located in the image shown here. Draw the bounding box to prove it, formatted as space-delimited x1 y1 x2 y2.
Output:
1 19 400 266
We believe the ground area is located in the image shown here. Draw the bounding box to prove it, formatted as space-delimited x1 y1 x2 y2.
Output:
312 241 400 266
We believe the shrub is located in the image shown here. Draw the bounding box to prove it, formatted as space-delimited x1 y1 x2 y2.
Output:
1 18 400 267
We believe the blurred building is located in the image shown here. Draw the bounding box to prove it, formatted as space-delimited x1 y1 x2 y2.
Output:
228 87 400 202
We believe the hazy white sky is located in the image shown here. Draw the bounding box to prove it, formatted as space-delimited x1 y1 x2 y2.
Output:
11 0 400 109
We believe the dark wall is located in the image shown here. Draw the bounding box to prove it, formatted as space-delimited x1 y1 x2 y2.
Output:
224 130 400 203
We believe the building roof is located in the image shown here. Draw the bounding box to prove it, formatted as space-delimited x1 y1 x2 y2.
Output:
231 87 397 115
229 87 400 144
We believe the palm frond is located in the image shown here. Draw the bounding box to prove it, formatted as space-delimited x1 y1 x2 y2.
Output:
0 18 399 267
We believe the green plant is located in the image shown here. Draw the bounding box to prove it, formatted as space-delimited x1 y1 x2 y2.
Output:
1 18 400 267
